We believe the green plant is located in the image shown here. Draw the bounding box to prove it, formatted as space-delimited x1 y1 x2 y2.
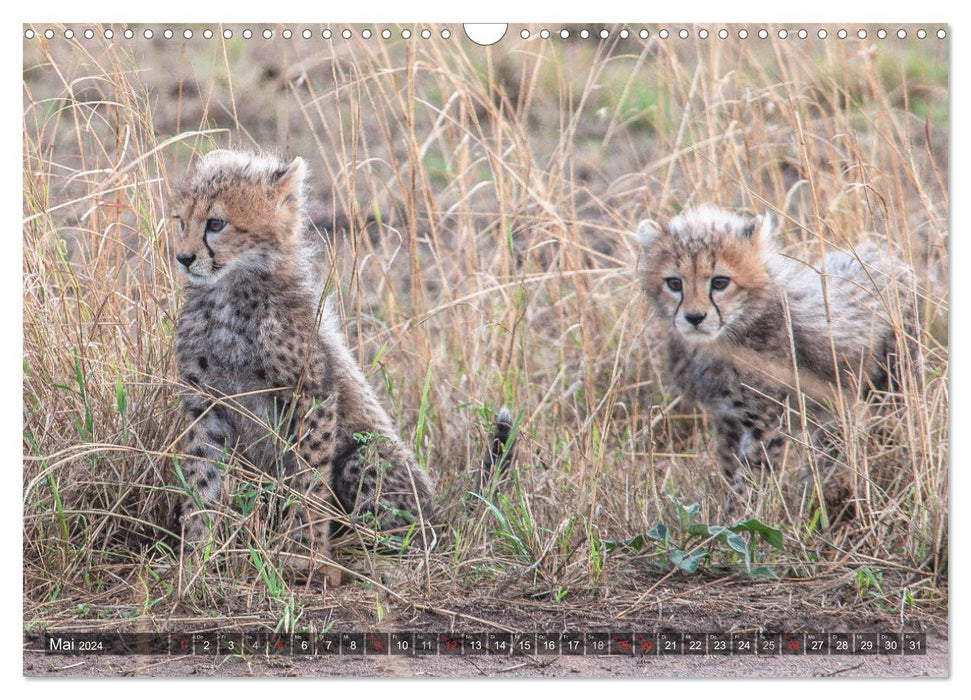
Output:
606 495 784 576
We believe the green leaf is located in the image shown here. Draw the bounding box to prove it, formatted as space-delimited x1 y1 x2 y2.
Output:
604 534 646 554
698 526 743 554
646 522 668 542
730 519 784 551
724 531 750 559
670 548 706 574
667 494 700 531
688 524 752 571
687 523 709 538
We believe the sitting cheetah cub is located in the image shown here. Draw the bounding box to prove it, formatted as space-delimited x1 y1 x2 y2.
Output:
172 150 447 586
636 205 915 493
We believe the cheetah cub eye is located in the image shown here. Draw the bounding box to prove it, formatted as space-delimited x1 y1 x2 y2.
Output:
206 218 227 233
664 277 683 292
710 276 731 291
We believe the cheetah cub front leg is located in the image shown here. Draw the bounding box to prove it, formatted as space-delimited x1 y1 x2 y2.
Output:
178 394 232 545
712 410 787 513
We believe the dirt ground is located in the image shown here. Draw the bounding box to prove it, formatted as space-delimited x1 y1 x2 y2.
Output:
24 638 948 678
23 576 948 678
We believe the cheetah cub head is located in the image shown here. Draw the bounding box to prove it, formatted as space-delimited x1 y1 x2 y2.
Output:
636 205 777 344
171 150 307 284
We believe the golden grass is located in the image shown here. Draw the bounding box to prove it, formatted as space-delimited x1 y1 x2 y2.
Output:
23 24 947 632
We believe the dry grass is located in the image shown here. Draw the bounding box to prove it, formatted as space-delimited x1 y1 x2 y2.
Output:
23 24 948 635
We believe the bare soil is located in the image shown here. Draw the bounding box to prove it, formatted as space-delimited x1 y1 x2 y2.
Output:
24 576 948 678
24 647 948 679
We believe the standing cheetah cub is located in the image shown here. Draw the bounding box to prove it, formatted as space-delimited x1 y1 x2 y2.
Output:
171 150 438 586
636 205 916 489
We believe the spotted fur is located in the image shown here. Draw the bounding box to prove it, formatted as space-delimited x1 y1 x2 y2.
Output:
636 204 916 485
171 150 435 586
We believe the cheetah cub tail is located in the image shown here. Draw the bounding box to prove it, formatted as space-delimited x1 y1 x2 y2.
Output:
478 406 516 492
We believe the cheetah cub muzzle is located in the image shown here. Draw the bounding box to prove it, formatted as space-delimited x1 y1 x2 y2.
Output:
171 150 438 586
636 205 917 502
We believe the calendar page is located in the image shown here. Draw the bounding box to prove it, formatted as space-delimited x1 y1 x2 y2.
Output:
22 21 948 679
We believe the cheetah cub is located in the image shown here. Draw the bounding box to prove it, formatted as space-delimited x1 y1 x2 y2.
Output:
636 205 915 491
171 150 436 586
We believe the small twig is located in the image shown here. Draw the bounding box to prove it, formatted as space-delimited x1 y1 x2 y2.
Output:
818 662 866 677
496 662 529 673
48 661 86 671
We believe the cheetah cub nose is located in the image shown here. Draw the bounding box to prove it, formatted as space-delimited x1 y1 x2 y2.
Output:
176 252 197 269
684 312 707 326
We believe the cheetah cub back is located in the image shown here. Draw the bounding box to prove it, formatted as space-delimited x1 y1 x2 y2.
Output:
171 150 434 586
635 204 916 492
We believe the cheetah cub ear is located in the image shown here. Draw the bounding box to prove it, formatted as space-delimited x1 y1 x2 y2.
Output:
271 156 307 209
635 219 663 250
743 211 775 246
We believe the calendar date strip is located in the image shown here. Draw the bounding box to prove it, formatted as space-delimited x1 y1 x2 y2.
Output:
28 631 926 656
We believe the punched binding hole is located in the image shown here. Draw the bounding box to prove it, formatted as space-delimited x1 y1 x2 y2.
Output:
464 23 507 46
